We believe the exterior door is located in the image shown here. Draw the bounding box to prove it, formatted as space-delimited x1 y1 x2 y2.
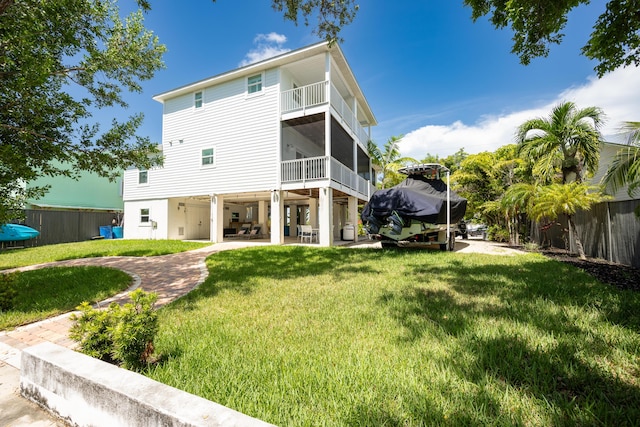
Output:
186 204 211 240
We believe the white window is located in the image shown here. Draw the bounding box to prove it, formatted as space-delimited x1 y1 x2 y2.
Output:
138 170 148 185
247 74 263 95
201 148 215 167
194 91 203 109
140 208 150 223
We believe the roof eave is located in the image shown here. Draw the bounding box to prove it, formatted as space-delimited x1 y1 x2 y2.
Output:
152 41 329 103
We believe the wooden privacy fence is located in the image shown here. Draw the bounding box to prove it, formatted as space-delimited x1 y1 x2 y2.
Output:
531 199 640 268
21 209 120 247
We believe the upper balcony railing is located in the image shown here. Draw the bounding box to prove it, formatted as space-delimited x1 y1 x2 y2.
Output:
281 81 328 113
328 84 370 145
281 81 370 146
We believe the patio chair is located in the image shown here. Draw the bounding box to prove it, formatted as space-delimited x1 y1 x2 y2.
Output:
246 225 264 239
300 225 313 243
225 223 252 238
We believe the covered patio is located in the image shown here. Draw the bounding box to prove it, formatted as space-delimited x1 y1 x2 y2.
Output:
207 187 363 247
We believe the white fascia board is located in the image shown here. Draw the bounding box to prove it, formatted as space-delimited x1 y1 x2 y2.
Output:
152 42 329 103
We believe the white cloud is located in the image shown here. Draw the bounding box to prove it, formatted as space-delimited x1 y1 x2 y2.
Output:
239 32 290 67
254 32 288 44
398 66 640 159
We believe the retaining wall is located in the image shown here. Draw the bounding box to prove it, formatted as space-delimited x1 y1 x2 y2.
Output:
20 342 276 427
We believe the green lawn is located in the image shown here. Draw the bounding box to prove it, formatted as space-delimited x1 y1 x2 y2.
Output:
0 266 131 329
147 246 640 426
0 239 210 270
0 239 210 328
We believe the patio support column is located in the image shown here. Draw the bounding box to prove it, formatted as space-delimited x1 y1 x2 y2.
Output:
290 204 298 237
258 199 268 230
333 203 341 240
210 194 223 243
348 196 358 242
308 199 318 228
270 190 284 244
319 187 333 247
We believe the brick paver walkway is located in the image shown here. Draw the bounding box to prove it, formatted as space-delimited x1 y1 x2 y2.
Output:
0 241 269 355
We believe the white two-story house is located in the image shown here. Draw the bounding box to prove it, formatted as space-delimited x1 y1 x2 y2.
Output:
122 41 377 246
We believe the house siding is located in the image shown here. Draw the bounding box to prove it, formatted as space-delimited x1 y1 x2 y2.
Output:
123 199 169 240
122 43 377 245
123 69 280 201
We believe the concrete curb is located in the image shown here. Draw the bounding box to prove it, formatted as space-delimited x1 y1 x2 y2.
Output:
21 342 276 427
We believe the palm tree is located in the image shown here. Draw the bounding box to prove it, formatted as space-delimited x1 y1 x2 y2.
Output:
516 101 605 184
368 136 417 188
603 121 640 198
501 182 540 245
529 183 610 259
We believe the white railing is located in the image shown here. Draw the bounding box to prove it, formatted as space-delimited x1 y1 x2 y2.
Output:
281 156 328 183
281 81 328 113
282 156 372 199
369 182 377 198
330 158 358 190
281 81 370 145
329 83 369 146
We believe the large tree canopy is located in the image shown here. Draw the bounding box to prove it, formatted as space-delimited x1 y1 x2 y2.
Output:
211 0 358 44
464 0 640 76
0 0 165 224
269 0 639 76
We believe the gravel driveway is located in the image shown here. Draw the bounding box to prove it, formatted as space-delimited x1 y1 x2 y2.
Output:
350 237 525 255
453 237 525 255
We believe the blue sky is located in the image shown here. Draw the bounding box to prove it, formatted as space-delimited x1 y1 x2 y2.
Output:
119 1 639 159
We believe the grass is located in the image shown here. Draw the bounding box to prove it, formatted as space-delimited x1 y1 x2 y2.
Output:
0 266 131 329
0 239 210 270
0 239 210 328
146 246 640 426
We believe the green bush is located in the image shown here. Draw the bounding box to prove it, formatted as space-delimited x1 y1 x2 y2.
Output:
488 225 509 242
70 301 115 363
0 273 17 312
70 289 159 370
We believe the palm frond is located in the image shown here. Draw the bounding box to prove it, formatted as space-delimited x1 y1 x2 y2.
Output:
603 121 640 196
530 182 610 221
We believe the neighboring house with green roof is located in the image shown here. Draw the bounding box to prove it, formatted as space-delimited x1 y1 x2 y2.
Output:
21 161 124 246
27 161 123 212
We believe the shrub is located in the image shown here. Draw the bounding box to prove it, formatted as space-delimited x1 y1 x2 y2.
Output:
487 225 509 242
112 290 159 369
0 273 17 312
70 289 159 370
69 301 115 363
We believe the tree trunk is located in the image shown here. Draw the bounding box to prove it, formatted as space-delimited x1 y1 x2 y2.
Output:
568 216 587 260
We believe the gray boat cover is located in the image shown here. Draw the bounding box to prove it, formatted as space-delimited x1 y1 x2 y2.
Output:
361 175 467 225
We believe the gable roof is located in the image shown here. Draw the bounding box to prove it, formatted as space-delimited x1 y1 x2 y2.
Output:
152 41 377 126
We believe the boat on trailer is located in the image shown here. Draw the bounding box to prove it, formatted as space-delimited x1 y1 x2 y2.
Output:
361 163 467 250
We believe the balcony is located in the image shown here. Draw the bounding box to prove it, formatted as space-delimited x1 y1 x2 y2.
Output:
281 156 373 200
281 81 370 146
